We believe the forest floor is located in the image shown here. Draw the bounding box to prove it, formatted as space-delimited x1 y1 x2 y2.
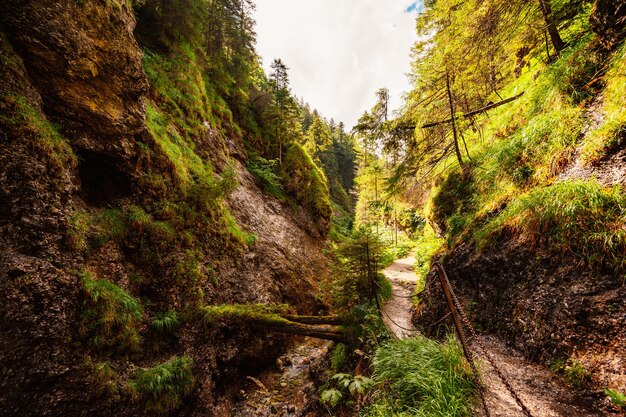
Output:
381 252 612 417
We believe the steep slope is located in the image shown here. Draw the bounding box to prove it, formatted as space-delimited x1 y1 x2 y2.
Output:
403 2 626 411
0 1 334 415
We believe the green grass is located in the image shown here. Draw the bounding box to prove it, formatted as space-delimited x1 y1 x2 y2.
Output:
476 180 626 272
362 335 475 417
421 32 626 278
79 272 143 352
581 42 626 164
413 223 444 290
151 311 179 333
129 356 195 413
66 210 91 251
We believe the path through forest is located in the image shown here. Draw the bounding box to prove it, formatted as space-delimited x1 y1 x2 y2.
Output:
381 252 610 417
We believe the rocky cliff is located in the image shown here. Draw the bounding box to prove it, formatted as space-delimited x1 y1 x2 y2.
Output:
0 1 331 415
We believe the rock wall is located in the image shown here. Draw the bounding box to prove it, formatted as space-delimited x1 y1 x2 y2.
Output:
0 1 331 415
415 238 626 401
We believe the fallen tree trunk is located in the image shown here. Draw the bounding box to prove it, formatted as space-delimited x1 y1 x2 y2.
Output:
283 314 345 325
249 321 349 343
202 304 350 343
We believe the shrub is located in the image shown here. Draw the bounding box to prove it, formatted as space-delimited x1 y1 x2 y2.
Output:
247 154 285 199
79 272 143 352
129 356 195 413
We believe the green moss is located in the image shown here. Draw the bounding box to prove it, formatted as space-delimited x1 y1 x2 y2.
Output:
223 209 256 246
0 95 76 171
281 143 332 230
128 356 195 413
79 272 143 352
202 303 290 326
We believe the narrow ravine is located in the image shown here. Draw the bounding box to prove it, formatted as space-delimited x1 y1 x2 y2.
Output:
381 253 610 417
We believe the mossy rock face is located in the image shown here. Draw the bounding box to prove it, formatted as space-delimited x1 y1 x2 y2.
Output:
281 144 332 235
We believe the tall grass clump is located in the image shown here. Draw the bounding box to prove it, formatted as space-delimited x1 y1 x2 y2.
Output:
150 311 179 333
79 272 143 351
129 356 195 413
477 180 626 272
363 335 475 417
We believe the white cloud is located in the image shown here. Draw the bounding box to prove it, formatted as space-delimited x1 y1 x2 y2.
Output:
254 0 419 129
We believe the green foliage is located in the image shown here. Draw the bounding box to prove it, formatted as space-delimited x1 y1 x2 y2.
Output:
477 180 626 272
92 362 121 397
151 311 179 333
320 388 343 408
378 227 416 268
331 343 347 371
129 356 195 413
343 304 390 353
581 42 626 164
247 155 285 199
414 223 444 288
79 272 143 352
605 388 626 407
550 357 590 387
282 143 332 229
320 373 375 408
362 335 475 417
333 227 385 309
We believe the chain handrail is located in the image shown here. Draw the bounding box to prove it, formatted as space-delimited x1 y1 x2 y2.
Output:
435 263 536 417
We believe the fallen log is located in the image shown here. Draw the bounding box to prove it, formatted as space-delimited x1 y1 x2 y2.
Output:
202 304 350 343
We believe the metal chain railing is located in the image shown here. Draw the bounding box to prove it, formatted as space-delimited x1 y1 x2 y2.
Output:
435 263 536 417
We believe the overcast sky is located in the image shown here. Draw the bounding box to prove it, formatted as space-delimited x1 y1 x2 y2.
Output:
254 1 423 129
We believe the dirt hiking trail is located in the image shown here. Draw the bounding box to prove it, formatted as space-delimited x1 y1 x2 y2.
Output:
381 251 610 417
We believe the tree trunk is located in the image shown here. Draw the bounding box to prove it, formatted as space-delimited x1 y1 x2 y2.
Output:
538 0 564 54
283 315 344 325
249 320 348 343
445 70 465 171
